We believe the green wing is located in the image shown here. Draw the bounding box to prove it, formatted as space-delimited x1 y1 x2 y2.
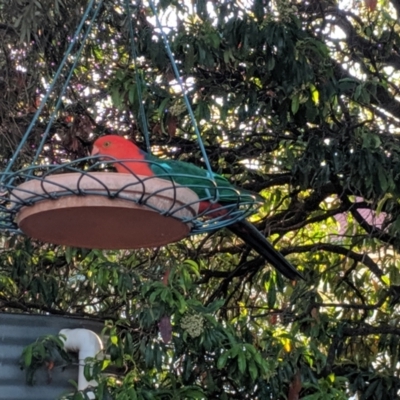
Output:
147 154 262 204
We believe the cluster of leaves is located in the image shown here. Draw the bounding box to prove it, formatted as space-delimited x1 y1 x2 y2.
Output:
59 263 323 400
3 0 400 398
20 334 72 386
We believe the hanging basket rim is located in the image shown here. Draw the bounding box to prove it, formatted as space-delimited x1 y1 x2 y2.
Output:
10 171 200 249
0 161 264 243
10 171 200 215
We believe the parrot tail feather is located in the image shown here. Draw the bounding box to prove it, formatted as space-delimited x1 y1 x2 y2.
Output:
228 220 304 280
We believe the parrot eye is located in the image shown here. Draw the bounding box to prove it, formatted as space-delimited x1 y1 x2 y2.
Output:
103 141 111 148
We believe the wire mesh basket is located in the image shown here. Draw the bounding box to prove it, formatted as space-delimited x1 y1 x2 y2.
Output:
0 0 263 249
0 157 263 248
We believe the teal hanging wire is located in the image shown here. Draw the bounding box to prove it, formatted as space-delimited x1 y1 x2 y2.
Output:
30 0 104 170
0 0 98 180
124 0 151 153
147 0 215 178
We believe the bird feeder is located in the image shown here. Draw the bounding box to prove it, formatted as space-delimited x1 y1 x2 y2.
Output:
1 154 262 248
10 172 199 249
0 0 263 249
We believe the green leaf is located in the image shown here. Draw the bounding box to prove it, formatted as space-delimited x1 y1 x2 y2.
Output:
237 351 246 374
126 388 138 400
110 335 118 345
180 387 205 398
291 94 300 114
173 289 187 313
310 84 319 104
377 164 389 192
267 283 276 308
206 299 225 313
23 345 33 367
128 87 135 105
217 351 229 370
266 56 275 71
157 97 170 118
145 345 154 368
83 363 93 382
183 260 200 277
248 359 258 381
65 247 73 264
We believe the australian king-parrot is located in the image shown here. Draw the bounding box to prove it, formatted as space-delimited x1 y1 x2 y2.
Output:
91 135 303 280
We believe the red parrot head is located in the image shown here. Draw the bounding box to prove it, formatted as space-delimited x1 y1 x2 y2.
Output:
91 135 141 158
91 135 153 175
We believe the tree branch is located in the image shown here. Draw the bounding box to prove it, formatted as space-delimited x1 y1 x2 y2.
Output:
284 243 384 279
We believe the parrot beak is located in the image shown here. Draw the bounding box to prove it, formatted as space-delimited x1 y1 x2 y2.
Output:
91 145 100 156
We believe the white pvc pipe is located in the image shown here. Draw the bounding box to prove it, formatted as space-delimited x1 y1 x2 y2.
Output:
59 328 103 395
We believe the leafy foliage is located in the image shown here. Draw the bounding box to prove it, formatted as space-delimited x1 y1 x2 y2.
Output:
20 333 72 386
2 0 400 398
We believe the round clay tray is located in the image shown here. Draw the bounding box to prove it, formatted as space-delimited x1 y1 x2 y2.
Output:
10 172 199 249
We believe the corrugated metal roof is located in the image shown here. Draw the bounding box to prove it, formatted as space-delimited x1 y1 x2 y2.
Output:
0 313 103 400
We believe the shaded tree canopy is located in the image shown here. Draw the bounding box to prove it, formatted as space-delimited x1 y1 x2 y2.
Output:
2 0 400 398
